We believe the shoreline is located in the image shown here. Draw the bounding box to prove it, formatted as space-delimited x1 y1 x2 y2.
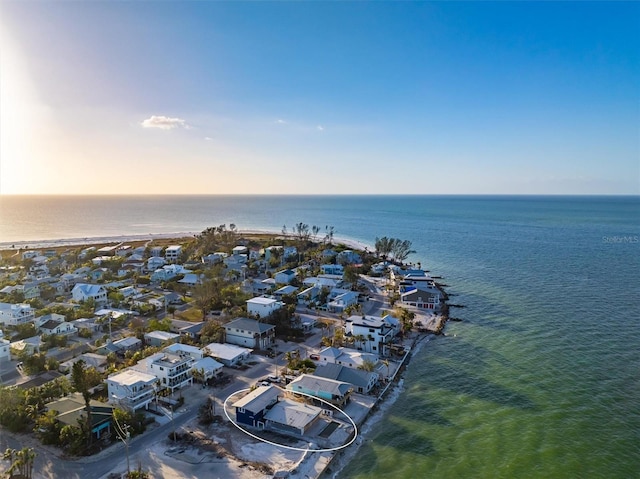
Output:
0 230 374 254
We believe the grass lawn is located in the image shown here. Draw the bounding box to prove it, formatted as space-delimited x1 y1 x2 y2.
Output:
177 307 204 322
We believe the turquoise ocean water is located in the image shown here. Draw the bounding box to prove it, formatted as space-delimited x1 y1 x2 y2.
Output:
1 195 638 478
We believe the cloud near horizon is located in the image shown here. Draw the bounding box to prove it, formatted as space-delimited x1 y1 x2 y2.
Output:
141 115 189 130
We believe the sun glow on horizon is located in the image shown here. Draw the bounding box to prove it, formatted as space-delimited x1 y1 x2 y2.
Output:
0 22 54 195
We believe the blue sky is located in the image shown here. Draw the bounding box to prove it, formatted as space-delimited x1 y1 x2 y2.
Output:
1 1 638 195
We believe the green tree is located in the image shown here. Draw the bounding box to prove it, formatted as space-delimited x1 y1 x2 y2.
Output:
358 358 377 372
70 360 93 448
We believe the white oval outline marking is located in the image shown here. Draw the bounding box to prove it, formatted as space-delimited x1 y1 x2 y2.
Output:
223 387 358 452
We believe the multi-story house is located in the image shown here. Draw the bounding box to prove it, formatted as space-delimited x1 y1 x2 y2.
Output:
223 317 275 350
71 283 108 304
344 315 396 355
0 302 35 327
164 245 182 264
134 352 193 393
107 369 157 411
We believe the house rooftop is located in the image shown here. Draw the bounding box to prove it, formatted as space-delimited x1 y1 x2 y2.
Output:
264 398 322 430
233 384 281 411
108 368 156 386
225 317 275 334
204 342 252 360
288 374 353 397
247 296 279 305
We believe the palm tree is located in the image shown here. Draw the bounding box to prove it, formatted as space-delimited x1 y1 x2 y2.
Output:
382 359 390 381
71 360 93 448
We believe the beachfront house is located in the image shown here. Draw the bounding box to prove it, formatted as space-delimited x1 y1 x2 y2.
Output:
223 317 275 350
399 287 441 310
345 315 396 355
233 384 281 428
287 374 354 408
313 363 378 394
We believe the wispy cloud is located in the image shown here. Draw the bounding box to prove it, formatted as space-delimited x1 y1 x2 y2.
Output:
317 125 324 131
141 115 189 130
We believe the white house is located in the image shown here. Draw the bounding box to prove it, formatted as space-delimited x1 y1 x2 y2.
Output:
203 342 251 367
164 245 182 263
149 246 163 258
163 343 204 360
39 319 77 336
146 256 166 272
327 290 359 313
0 302 35 326
232 245 248 256
133 352 193 393
107 369 157 411
224 317 275 350
191 356 223 382
318 346 380 370
246 297 285 319
72 284 108 304
274 269 296 285
344 315 396 355
202 252 227 265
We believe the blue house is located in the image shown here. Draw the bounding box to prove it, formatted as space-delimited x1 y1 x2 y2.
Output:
233 385 281 428
286 374 353 408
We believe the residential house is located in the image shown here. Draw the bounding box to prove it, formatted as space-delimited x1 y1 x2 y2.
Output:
39 319 78 336
35 313 66 328
224 317 275 350
233 385 324 437
313 363 379 394
21 283 41 300
233 384 281 428
232 245 248 256
150 264 190 283
46 393 114 440
336 250 362 265
72 317 101 334
59 353 109 374
89 268 109 281
203 342 251 367
169 319 204 340
202 252 227 265
72 284 107 304
149 246 163 258
320 264 344 276
191 356 223 382
0 302 35 326
163 343 204 360
111 336 142 354
327 289 359 313
317 346 380 371
144 331 180 347
287 374 353 408
97 245 118 256
164 245 182 263
10 335 42 356
116 245 132 257
297 286 320 306
134 352 193 393
274 269 296 285
178 273 201 286
273 285 298 300
107 369 157 411
146 256 166 272
246 296 285 319
400 287 441 310
344 315 396 355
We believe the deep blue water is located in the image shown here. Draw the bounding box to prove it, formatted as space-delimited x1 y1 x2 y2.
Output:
1 194 638 477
